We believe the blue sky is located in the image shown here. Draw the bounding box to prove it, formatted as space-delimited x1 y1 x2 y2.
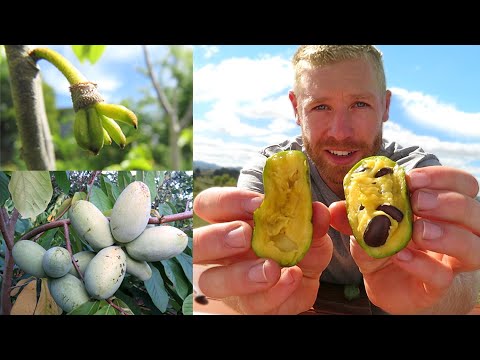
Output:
193 45 480 194
30 45 183 109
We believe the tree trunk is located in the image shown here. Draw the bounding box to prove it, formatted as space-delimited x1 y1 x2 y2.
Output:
169 113 180 169
5 45 55 170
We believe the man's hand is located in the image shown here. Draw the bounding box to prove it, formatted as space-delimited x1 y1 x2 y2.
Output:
194 187 333 314
330 166 480 314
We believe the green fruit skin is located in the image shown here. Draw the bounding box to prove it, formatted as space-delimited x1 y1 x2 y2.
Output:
84 246 126 300
110 181 151 243
343 155 413 259
68 251 96 278
125 226 188 262
69 200 115 251
42 247 72 278
48 274 90 313
12 240 47 278
252 150 313 267
125 253 153 281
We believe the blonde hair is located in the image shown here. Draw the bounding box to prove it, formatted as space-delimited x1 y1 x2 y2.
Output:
292 45 386 93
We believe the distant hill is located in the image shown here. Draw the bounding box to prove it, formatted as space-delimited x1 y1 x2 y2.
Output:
194 160 242 171
193 161 220 170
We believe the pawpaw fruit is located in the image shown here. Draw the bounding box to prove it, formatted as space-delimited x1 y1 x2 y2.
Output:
42 246 72 278
84 246 126 300
343 155 413 259
251 150 313 267
125 253 152 281
125 225 188 262
69 200 115 251
68 251 95 278
110 181 151 243
12 240 47 278
48 274 90 313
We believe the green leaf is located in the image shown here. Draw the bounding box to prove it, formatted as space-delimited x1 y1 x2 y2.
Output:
157 171 165 185
71 192 87 206
114 289 143 315
144 172 157 202
72 45 106 65
175 253 192 284
0 172 10 207
144 265 169 312
112 298 135 315
89 186 113 213
14 218 33 235
36 228 58 249
53 172 70 194
66 226 84 254
94 303 118 315
120 159 152 170
178 128 193 148
158 202 174 217
161 258 190 299
101 176 120 204
8 171 53 219
182 293 193 315
68 300 102 315
118 172 133 192
183 237 192 257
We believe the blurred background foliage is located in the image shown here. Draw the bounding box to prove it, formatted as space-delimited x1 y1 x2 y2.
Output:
0 45 192 171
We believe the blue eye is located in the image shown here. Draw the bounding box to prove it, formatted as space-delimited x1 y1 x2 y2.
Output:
354 102 368 108
313 104 328 111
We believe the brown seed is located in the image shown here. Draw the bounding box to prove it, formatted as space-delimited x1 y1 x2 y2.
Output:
375 167 393 178
194 295 209 305
364 215 391 247
377 204 404 222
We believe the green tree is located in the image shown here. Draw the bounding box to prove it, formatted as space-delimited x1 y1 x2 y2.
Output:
0 170 193 315
0 60 58 170
1 45 193 171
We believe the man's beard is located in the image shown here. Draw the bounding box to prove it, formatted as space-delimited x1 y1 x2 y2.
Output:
302 130 383 189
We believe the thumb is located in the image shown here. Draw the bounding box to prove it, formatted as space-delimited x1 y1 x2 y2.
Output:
329 201 353 235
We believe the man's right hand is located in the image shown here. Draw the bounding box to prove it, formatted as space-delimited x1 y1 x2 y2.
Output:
193 187 333 315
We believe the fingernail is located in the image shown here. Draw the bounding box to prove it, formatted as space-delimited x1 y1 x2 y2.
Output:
243 197 263 214
417 191 437 211
225 226 246 248
248 260 268 283
410 171 429 188
396 248 413 261
422 221 442 240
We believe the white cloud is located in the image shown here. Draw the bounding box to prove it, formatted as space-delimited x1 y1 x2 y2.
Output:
198 45 219 59
391 87 480 138
384 121 480 195
194 134 261 168
194 56 292 103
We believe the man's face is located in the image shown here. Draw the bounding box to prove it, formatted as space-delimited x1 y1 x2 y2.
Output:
289 57 391 197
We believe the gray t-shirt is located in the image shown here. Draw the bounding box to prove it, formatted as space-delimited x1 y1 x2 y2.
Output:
238 135 441 285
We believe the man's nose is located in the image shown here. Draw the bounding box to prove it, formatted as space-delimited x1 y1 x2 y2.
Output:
327 109 354 141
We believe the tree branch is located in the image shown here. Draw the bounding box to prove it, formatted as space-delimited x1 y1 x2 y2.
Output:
179 100 193 128
20 212 193 241
4 45 56 170
142 45 174 118
0 208 14 251
0 208 17 315
1 250 14 315
20 219 70 241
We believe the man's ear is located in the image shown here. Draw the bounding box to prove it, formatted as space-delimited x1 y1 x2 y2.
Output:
382 90 392 123
289 90 301 125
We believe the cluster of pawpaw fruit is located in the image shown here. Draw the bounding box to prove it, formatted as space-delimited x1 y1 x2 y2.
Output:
12 181 189 313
